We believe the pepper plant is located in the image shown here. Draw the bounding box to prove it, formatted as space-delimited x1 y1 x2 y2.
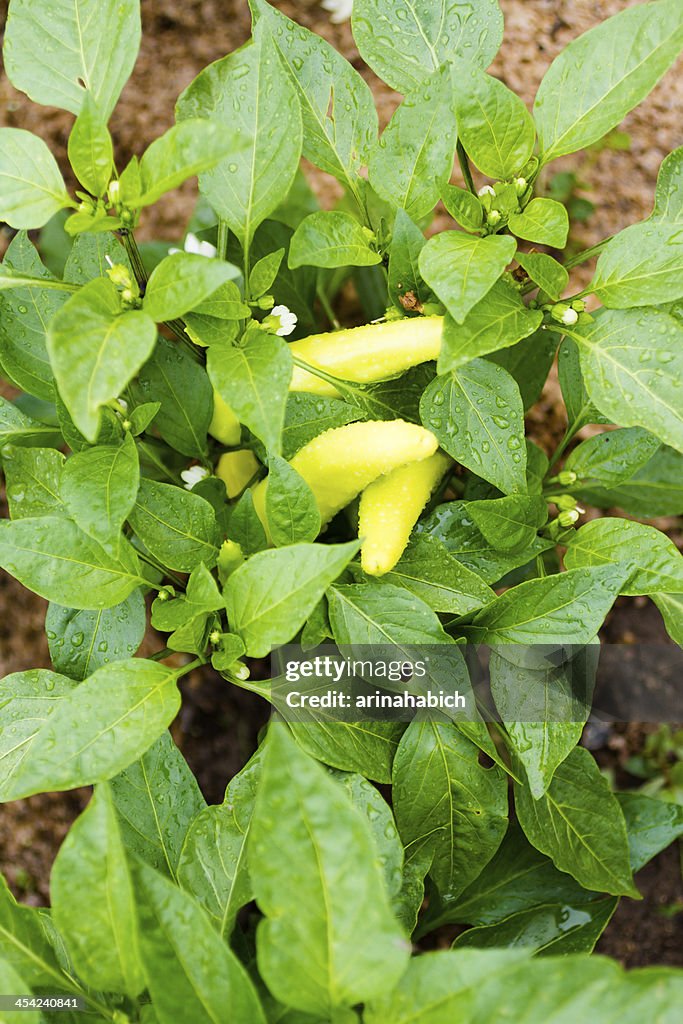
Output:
1 0 683 1020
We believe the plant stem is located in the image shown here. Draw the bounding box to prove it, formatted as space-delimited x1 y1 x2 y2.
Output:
457 140 476 195
176 656 205 678
217 218 230 261
138 550 185 589
149 647 173 662
563 235 613 271
120 230 148 289
317 284 341 330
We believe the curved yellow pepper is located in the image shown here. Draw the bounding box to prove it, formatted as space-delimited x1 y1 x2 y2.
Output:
358 453 451 576
289 316 444 396
252 419 439 529
209 390 241 447
216 449 260 498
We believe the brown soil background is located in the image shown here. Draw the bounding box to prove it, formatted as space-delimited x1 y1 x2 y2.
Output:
0 0 681 967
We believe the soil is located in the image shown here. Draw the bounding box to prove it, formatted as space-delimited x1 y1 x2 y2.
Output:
0 0 681 969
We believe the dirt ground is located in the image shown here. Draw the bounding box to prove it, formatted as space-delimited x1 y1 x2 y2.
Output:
0 0 681 968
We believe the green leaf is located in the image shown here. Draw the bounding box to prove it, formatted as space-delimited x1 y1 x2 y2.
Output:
136 335 212 459
265 456 321 545
329 582 451 646
289 212 381 269
557 337 607 433
67 92 114 197
452 895 617 956
564 427 660 487
136 120 232 206
47 277 157 441
226 541 358 657
571 308 683 454
441 183 484 233
378 534 494 616
133 860 266 1024
178 750 261 937
249 249 285 299
589 221 683 308
618 791 683 872
291 721 403 786
3 0 141 119
651 145 683 223
508 198 569 248
282 393 360 459
438 280 543 373
46 591 146 681
249 725 409 1015
0 958 41 1022
534 0 683 163
64 231 132 284
61 432 139 545
351 0 504 94
109 732 205 880
454 68 535 180
0 232 64 400
471 567 625 645
421 359 527 495
227 489 268 557
565 519 683 596
0 660 181 801
388 209 430 311
393 718 508 901
207 327 292 454
143 253 235 322
176 26 302 247
417 500 552 584
250 0 377 195
515 746 638 897
0 128 72 229
515 252 568 301
0 396 61 448
368 65 457 221
0 515 143 609
3 446 65 520
0 875 67 988
433 824 602 928
652 592 683 645
579 461 683 523
467 495 548 551
419 231 516 324
51 784 144 997
368 948 683 1023
129 479 221 573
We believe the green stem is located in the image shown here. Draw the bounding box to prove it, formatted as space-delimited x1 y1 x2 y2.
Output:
547 426 576 471
563 235 613 271
138 551 185 589
176 656 205 678
457 140 476 195
120 230 148 288
316 285 341 330
216 219 230 261
149 647 173 662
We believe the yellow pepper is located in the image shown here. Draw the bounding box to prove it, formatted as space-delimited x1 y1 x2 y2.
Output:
209 390 241 447
289 316 444 396
358 453 451 576
252 419 439 529
216 449 260 498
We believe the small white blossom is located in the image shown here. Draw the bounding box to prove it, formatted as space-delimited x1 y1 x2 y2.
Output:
169 232 217 258
561 307 579 326
272 304 298 337
181 465 210 490
322 0 353 24
478 184 496 197
117 398 129 413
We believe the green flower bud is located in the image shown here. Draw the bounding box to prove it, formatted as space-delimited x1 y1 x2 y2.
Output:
558 508 580 527
557 470 578 487
514 176 528 196
487 209 502 226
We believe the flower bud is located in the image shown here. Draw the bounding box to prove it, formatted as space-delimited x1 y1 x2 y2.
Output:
478 184 496 197
487 209 502 226
514 176 528 196
557 470 578 487
550 302 579 326
209 630 222 646
558 509 580 528
107 180 120 205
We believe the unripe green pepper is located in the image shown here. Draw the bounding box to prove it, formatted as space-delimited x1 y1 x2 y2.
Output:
289 316 444 396
252 419 439 528
209 390 241 446
359 453 451 575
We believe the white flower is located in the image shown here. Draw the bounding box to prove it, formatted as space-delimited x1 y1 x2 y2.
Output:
561 307 579 326
181 465 210 490
169 232 217 259
322 0 353 24
272 304 298 337
478 185 496 197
